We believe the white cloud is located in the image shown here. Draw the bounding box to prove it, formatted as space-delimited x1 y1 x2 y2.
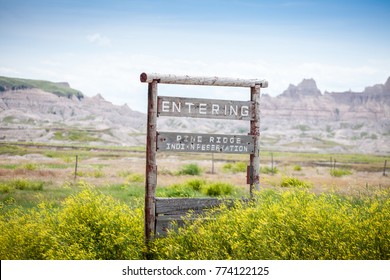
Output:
86 33 111 47
0 67 20 76
2 49 388 114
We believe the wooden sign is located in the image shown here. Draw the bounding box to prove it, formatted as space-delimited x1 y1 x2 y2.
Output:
141 72 267 244
157 132 255 154
157 96 254 120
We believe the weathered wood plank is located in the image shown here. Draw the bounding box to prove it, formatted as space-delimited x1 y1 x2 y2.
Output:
155 215 198 235
155 197 226 215
140 72 268 88
157 132 255 154
157 96 254 120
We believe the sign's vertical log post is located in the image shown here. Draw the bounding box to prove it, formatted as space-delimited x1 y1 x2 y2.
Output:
250 84 261 197
145 80 158 246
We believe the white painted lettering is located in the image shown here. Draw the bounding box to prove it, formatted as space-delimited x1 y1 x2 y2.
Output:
172 101 181 113
229 105 238 116
241 106 249 117
199 103 207 114
162 101 170 112
212 104 219 115
185 102 194 113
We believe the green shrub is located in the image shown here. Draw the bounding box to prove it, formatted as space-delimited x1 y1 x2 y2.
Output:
330 168 352 177
293 165 302 171
21 163 39 171
177 163 202 176
203 182 235 197
260 166 278 174
280 177 312 189
0 183 12 193
157 183 199 197
156 179 237 198
186 178 206 191
126 173 144 183
0 179 44 193
92 169 105 178
222 162 247 173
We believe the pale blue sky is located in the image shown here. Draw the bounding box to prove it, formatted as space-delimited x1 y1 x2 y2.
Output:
1 0 389 112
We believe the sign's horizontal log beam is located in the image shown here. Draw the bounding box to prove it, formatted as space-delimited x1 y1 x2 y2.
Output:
140 72 268 88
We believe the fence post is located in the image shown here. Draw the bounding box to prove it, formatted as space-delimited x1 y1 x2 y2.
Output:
74 155 78 180
249 84 261 197
330 157 333 170
384 160 388 176
145 80 158 247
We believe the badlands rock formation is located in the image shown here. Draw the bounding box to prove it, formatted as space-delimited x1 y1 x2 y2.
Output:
0 76 389 154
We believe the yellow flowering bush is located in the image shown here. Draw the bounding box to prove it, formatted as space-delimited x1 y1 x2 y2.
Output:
152 189 390 260
1 187 389 260
0 189 144 260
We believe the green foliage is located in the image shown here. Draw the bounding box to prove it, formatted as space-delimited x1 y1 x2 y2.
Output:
21 163 39 171
260 166 279 174
222 162 247 173
157 183 200 198
0 164 18 169
0 179 44 193
280 177 312 189
330 168 352 177
125 173 144 183
54 130 99 142
177 163 202 176
156 179 237 198
186 178 206 192
0 144 25 156
293 165 302 171
152 189 390 260
203 182 235 196
92 169 105 178
0 190 144 259
0 76 83 99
